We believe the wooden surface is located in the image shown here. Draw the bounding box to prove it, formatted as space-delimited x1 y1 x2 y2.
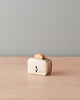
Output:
0 57 80 100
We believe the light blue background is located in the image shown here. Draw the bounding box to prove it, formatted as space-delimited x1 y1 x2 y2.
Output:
0 0 80 56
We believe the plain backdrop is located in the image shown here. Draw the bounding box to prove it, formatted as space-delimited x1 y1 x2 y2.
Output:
0 0 80 56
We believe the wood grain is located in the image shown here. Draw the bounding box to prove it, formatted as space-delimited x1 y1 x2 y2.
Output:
0 57 80 100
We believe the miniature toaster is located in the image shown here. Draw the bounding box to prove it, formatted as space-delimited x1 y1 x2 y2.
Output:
28 53 52 76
